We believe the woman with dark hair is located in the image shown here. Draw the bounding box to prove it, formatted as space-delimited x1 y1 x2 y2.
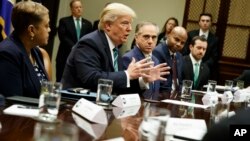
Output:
157 17 179 45
0 1 51 98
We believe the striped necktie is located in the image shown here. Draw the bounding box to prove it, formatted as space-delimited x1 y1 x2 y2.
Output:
76 18 81 40
113 48 118 72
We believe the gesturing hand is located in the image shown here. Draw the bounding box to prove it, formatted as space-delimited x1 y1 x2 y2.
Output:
142 63 170 83
127 57 154 80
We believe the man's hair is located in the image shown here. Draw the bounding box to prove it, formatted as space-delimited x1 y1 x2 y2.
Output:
11 0 49 35
98 3 136 30
199 13 213 21
70 0 81 8
190 36 207 46
135 21 159 35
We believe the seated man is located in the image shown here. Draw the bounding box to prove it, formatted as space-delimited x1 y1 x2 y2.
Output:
153 26 188 92
182 36 210 90
123 21 166 98
61 3 169 94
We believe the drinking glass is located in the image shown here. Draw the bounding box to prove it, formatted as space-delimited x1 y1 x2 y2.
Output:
207 80 217 93
96 79 113 107
34 122 78 141
210 101 230 125
224 80 233 91
38 81 62 122
180 80 193 102
236 80 244 89
139 106 170 141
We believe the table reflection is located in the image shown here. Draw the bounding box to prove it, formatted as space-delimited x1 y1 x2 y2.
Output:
0 90 248 141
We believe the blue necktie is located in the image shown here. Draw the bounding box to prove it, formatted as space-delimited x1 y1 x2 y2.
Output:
76 18 81 40
113 48 118 72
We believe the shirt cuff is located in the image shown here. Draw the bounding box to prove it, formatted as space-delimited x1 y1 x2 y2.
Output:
124 71 130 87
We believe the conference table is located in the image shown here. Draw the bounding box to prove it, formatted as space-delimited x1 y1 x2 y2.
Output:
0 90 245 141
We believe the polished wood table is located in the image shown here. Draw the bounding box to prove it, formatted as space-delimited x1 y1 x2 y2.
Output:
0 91 245 141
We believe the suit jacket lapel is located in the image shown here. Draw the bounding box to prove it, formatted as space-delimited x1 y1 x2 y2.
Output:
69 16 78 41
134 46 145 61
99 31 118 71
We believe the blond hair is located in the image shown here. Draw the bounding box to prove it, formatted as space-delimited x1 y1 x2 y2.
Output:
11 1 49 35
98 3 136 30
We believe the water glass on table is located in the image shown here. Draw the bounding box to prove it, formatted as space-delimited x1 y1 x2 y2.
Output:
34 122 78 141
207 80 217 93
38 81 62 122
236 80 244 90
224 80 233 91
139 106 170 141
210 101 230 125
96 79 113 107
180 80 193 102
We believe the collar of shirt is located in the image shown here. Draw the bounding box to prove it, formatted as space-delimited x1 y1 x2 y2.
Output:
105 33 116 62
169 49 175 58
189 54 201 66
199 29 209 38
73 16 82 27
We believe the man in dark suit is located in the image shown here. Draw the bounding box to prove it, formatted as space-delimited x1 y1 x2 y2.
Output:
61 3 168 94
234 70 250 87
182 13 219 79
182 36 210 90
123 21 167 98
153 26 187 92
56 0 92 82
202 108 250 141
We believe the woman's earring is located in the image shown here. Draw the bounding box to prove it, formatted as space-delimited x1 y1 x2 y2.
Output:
31 36 34 41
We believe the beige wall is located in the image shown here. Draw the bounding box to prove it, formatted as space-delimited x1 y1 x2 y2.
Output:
52 0 186 81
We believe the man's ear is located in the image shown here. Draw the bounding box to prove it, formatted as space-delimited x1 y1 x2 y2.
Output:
189 44 193 50
104 22 111 32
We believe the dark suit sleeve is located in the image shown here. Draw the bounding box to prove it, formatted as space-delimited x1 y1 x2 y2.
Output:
122 55 131 69
81 19 93 35
0 52 23 97
234 70 250 87
58 18 75 49
73 44 128 91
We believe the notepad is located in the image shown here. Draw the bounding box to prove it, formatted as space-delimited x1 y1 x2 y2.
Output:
3 104 39 117
166 118 207 141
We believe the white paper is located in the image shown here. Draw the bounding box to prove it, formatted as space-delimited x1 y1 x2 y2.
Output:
233 89 250 102
202 92 219 106
221 91 233 103
72 98 107 124
203 85 238 91
191 90 207 94
112 94 141 107
161 99 209 109
112 106 140 119
166 118 207 140
3 104 39 117
72 113 107 139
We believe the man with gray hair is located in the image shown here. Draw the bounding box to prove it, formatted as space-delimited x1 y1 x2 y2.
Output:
62 3 169 94
123 21 166 98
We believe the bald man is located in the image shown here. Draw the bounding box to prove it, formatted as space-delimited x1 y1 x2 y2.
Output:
153 26 188 92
